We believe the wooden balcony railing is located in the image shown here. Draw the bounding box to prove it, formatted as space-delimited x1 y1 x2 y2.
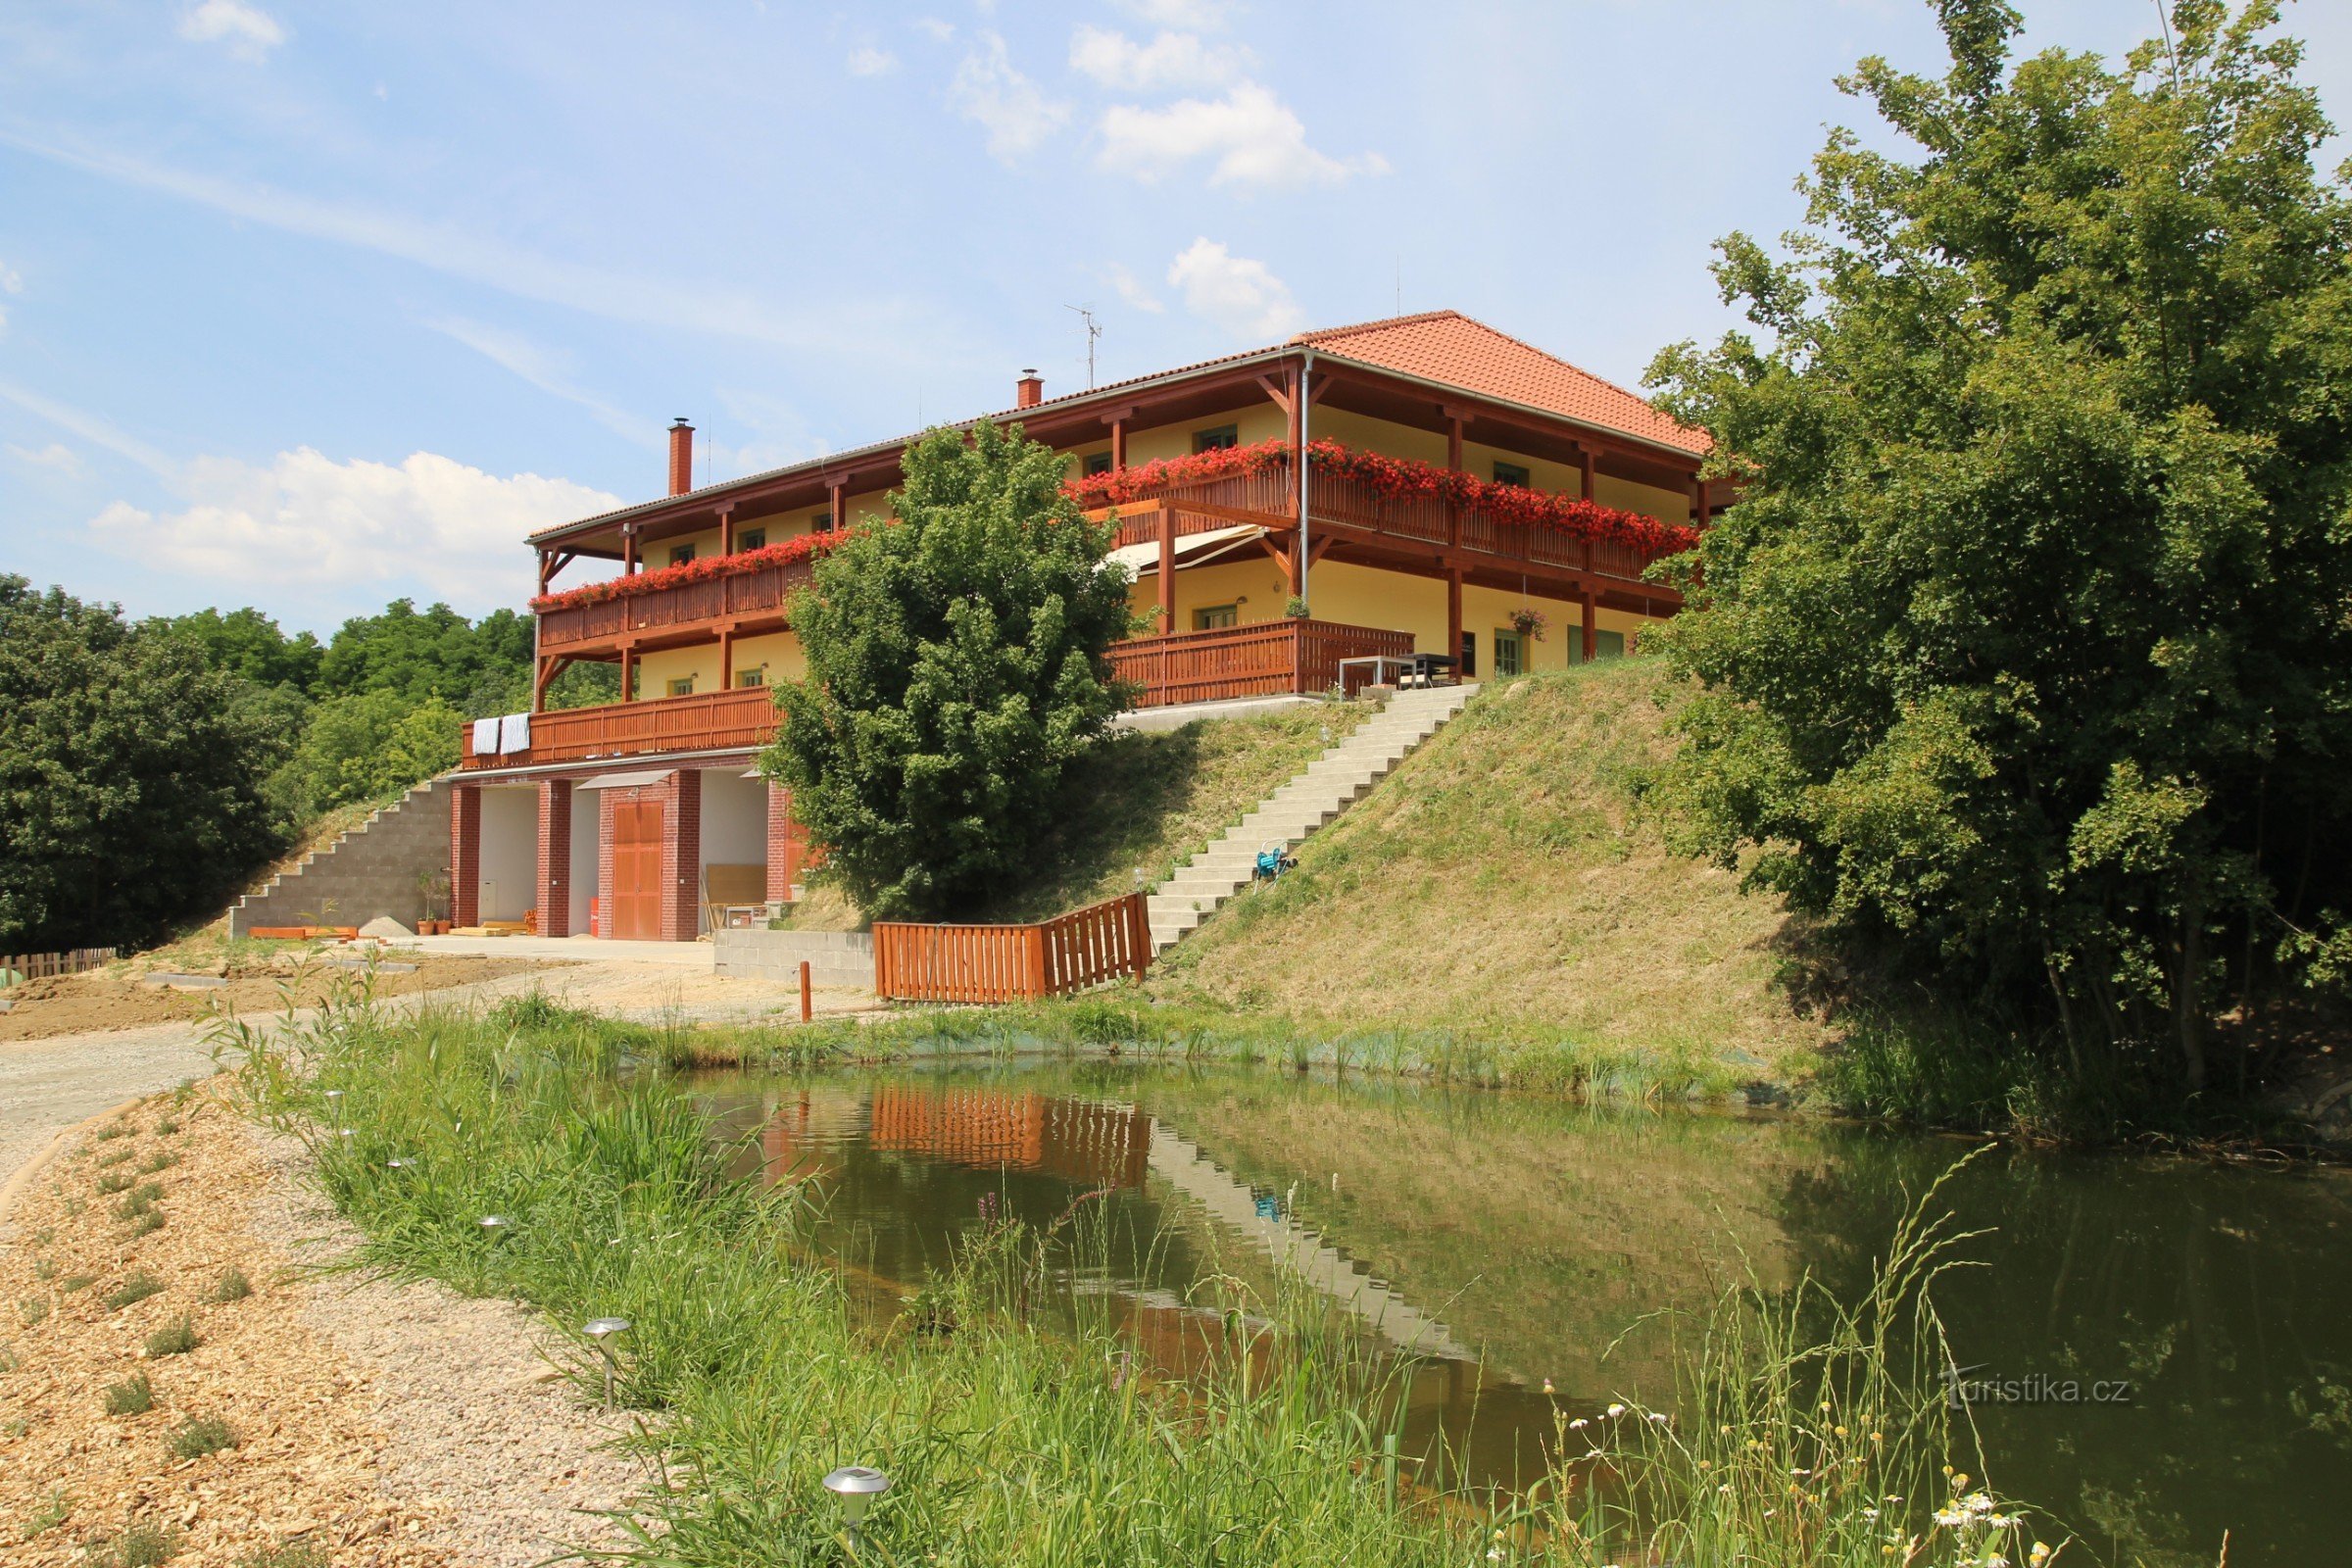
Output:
537 555 818 654
1083 456 1683 590
460 687 779 770
1107 618 1416 709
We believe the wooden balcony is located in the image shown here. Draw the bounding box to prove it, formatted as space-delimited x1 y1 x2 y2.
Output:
1082 456 1682 597
536 554 818 656
1108 618 1416 709
460 687 779 771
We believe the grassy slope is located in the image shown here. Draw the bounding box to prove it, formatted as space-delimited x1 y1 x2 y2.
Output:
789 703 1368 928
1149 661 1830 1080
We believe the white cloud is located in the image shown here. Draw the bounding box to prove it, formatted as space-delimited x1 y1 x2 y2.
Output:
1166 238 1301 340
1105 263 1164 314
1070 25 1249 91
426 317 655 448
0 376 178 481
1117 0 1237 28
847 45 899 77
1097 83 1387 189
0 259 20 335
0 127 929 358
914 17 956 43
177 0 285 62
88 449 621 613
948 31 1071 163
5 441 81 477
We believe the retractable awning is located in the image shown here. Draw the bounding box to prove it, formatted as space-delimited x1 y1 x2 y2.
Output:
1102 523 1268 578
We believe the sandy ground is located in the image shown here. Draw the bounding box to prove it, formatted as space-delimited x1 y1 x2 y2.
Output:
0 1086 644 1565
0 955 556 1044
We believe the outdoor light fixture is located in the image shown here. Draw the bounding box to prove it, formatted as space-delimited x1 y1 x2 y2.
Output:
323 1089 346 1132
584 1316 630 1410
385 1158 413 1170
822 1465 891 1545
478 1215 512 1242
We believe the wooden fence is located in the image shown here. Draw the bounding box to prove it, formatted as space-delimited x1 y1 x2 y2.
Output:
1107 617 1416 708
1 947 118 982
871 892 1152 1004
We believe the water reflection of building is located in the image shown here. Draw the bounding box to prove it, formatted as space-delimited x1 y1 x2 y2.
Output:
865 1087 1154 1190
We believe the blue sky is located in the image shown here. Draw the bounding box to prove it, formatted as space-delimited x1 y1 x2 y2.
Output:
4 0 2349 632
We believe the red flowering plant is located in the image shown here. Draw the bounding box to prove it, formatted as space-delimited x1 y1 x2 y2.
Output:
530 528 850 613
1062 439 1290 510
1060 435 1703 557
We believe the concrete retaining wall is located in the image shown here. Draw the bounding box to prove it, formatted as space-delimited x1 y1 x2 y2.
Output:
711 927 875 990
228 776 454 938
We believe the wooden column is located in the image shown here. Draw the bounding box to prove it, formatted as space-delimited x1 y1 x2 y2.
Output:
1693 477 1712 527
1445 412 1465 550
1110 418 1127 471
720 507 735 556
719 628 734 691
622 526 638 576
1579 447 1597 503
1157 509 1176 632
620 646 635 703
1446 568 1463 673
829 478 848 533
1581 592 1597 664
1288 368 1306 604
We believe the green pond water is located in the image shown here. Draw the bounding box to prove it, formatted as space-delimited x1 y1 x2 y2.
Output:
696 1058 2352 1567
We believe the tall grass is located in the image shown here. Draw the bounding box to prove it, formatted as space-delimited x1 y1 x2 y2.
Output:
213 994 2058 1568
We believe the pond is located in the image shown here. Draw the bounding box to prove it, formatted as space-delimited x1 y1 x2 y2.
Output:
697 1058 2352 1568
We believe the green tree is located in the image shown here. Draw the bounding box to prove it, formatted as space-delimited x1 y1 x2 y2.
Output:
0 577 291 952
280 690 464 814
762 421 1134 918
1645 0 2352 1096
317 599 533 710
148 607 322 693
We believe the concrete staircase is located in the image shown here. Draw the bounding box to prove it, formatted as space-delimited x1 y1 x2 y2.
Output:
1145 684 1472 954
227 775 454 938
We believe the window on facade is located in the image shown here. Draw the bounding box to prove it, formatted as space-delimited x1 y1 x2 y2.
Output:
1568 627 1628 665
666 675 695 697
736 666 766 688
1083 451 1113 476
1193 604 1239 630
668 543 697 565
738 527 766 553
811 511 833 532
1493 629 1525 678
1492 461 1531 487
1192 424 1239 454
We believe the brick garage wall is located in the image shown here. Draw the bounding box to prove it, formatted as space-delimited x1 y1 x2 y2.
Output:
450 784 481 929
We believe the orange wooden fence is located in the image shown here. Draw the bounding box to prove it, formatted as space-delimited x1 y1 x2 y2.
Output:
871 892 1151 1004
1 947 118 982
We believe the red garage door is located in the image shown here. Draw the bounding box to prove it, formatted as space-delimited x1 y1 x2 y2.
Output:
612 797 664 941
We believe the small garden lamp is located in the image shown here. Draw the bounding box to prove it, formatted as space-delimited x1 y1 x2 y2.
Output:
323 1089 345 1131
583 1316 630 1410
822 1465 891 1546
478 1214 513 1244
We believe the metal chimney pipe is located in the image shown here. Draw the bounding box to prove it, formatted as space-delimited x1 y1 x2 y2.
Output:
667 417 694 496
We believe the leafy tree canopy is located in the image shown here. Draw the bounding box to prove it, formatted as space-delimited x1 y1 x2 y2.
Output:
1646 0 2352 1092
148 606 322 692
0 576 291 953
763 420 1134 919
316 599 534 710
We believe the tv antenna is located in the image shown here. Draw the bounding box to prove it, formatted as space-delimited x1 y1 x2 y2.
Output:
1068 304 1102 388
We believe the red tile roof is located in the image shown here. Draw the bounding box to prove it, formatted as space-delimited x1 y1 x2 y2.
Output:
1292 311 1708 456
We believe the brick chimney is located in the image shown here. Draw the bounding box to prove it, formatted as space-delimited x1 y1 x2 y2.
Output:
667 417 694 496
1015 369 1043 410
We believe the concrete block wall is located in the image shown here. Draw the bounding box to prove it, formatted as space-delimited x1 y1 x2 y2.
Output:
228 775 457 937
711 928 875 990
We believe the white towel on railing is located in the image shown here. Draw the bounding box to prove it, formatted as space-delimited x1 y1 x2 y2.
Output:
471 715 501 755
500 711 531 754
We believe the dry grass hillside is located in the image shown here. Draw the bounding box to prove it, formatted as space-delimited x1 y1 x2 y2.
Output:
1148 661 1830 1078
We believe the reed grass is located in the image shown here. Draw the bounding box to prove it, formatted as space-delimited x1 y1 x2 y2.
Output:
213 992 2060 1568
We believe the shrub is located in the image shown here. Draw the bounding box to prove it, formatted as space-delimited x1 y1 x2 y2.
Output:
22 1489 70 1540
16 1296 48 1327
104 1372 155 1415
91 1521 181 1568
208 1267 253 1303
170 1416 235 1459
144 1315 198 1357
103 1270 164 1309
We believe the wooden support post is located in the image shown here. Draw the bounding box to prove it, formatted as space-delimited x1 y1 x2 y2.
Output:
1110 418 1127 471
1446 569 1462 675
1157 508 1176 632
622 527 638 577
799 960 812 1023
1446 414 1465 549
1579 447 1597 504
620 647 635 703
1693 476 1712 527
1581 592 1597 665
829 478 848 533
719 629 734 692
720 508 735 557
